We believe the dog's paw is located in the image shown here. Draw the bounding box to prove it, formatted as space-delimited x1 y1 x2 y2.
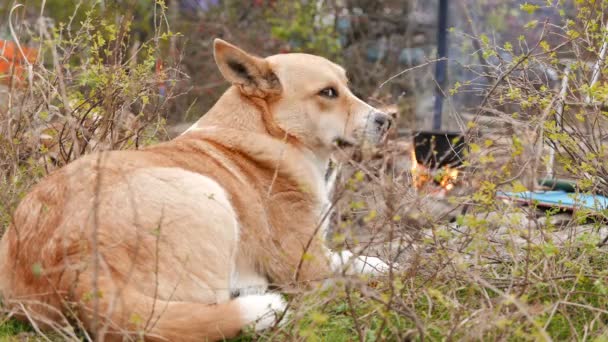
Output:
353 255 396 275
237 293 288 331
331 250 397 275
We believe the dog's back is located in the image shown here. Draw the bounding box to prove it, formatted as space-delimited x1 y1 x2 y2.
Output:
0 39 391 341
0 139 293 340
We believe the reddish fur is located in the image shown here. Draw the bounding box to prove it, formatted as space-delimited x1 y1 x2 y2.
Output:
0 39 383 341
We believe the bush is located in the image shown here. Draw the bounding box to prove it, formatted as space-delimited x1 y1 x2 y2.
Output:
0 1 182 232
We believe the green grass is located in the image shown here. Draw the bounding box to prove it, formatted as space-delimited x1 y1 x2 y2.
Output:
2 217 608 341
0 318 34 341
0 318 68 341
2 270 608 341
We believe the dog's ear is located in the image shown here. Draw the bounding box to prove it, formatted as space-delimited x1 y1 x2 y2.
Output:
213 39 282 98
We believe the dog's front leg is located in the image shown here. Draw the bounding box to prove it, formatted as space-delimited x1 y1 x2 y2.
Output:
329 250 393 275
263 235 334 286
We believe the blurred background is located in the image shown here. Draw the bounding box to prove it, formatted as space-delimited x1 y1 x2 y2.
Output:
0 0 579 136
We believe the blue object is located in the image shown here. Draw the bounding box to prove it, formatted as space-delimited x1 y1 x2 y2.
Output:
365 42 387 62
497 190 608 211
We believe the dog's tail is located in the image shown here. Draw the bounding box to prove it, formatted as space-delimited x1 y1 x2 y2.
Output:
75 279 286 342
74 277 286 342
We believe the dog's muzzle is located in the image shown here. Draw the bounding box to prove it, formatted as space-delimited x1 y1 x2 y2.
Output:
335 112 393 147
370 112 392 143
373 112 392 133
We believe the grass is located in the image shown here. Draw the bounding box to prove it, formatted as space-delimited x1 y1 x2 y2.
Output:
2 280 608 341
2 207 608 341
0 318 70 342
0 319 32 341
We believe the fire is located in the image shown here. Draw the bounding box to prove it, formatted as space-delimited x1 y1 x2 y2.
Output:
411 150 429 189
438 166 459 191
410 150 459 193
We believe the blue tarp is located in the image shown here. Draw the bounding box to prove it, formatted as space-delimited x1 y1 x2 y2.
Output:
497 190 608 212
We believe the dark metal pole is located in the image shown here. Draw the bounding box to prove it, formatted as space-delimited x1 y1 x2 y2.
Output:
433 0 449 131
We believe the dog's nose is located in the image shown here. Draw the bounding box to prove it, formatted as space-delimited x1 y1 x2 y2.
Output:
373 113 392 129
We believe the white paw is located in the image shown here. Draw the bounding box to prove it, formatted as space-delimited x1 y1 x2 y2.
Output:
237 293 287 331
330 250 397 275
353 255 393 275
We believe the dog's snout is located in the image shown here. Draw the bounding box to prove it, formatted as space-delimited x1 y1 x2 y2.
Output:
373 113 392 129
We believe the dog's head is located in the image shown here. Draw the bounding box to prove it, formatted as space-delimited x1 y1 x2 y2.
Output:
213 39 391 151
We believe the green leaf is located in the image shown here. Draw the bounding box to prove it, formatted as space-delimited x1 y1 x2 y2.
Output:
32 262 43 277
512 181 528 193
520 3 540 14
469 143 481 153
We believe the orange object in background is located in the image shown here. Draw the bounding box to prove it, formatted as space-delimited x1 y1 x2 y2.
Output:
0 40 37 84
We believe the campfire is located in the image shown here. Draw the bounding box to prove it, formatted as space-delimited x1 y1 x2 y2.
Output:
408 131 466 196
411 150 460 196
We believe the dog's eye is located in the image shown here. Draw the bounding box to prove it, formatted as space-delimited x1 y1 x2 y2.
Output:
318 87 339 99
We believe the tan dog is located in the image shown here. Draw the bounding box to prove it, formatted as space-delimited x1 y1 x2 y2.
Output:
0 39 392 341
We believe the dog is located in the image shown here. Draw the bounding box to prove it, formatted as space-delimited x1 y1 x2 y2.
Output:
0 39 392 341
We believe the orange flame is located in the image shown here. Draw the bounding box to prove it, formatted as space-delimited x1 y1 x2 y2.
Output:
411 150 458 192
439 167 459 191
